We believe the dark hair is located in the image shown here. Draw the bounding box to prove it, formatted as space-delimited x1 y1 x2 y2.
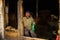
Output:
26 10 31 13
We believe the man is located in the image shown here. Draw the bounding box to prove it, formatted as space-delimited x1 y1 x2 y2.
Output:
48 14 58 40
22 11 36 37
35 10 53 39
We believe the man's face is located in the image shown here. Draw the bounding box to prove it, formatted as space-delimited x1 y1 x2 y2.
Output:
26 12 30 18
51 16 54 21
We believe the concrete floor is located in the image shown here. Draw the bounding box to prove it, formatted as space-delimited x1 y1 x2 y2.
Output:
4 29 60 40
4 31 48 40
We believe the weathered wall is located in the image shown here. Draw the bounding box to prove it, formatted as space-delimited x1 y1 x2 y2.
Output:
0 0 4 39
4 6 8 27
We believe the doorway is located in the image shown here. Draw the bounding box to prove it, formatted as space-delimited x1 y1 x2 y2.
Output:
5 0 18 29
4 0 18 39
23 0 59 39
3 0 59 40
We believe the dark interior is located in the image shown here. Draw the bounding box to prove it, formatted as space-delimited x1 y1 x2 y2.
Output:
5 0 59 34
5 0 18 29
23 0 58 17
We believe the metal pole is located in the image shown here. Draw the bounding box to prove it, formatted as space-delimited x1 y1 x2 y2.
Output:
36 0 38 17
36 0 38 23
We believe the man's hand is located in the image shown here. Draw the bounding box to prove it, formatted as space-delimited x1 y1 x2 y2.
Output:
53 31 56 35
